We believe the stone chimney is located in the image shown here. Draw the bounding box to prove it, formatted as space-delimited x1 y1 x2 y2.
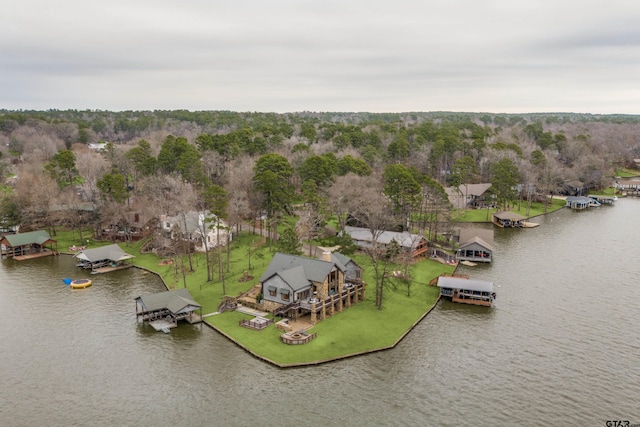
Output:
322 250 332 262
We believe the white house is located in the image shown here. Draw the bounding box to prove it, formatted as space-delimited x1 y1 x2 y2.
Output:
160 211 231 252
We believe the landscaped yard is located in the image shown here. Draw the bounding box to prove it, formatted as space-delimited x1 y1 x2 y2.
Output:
52 227 453 366
455 197 566 222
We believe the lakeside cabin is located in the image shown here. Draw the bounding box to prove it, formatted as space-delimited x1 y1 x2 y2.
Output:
457 236 493 264
437 276 496 307
0 230 58 260
74 244 135 274
135 288 202 332
455 227 494 264
492 211 526 228
565 195 594 210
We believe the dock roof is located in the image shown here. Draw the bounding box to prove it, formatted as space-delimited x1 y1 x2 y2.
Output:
437 276 494 293
493 211 526 221
459 236 494 252
74 244 135 262
0 230 55 247
135 288 201 314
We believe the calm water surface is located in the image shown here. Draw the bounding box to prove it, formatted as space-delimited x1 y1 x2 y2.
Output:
1 200 639 426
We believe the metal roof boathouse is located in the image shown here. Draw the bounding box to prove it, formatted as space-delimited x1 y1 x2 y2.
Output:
0 230 58 260
135 288 202 332
74 244 135 274
437 276 496 307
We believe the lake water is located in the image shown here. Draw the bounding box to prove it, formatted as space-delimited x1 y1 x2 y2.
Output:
1 199 639 426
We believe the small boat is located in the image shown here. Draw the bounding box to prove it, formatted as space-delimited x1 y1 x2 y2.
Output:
70 279 92 289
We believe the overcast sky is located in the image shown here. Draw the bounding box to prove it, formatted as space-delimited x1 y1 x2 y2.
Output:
3 0 640 114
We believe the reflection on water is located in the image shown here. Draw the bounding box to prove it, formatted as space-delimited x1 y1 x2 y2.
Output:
1 200 639 426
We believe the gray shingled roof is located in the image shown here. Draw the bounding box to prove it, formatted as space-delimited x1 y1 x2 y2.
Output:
275 265 311 291
330 252 357 271
459 236 494 252
437 276 494 292
344 226 425 249
74 244 135 262
260 252 338 284
1 230 54 247
135 288 201 313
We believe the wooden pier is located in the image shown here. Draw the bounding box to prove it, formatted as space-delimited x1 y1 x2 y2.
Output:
13 251 58 261
91 263 133 274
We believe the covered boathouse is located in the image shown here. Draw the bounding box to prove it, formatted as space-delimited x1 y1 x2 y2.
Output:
135 288 202 332
0 230 58 260
437 275 496 307
74 244 135 274
492 211 526 228
455 228 494 264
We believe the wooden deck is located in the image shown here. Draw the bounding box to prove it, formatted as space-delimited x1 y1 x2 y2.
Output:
12 251 57 261
239 317 273 330
91 263 133 274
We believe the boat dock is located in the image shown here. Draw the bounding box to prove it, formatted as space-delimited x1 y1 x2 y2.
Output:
91 264 134 274
12 251 58 261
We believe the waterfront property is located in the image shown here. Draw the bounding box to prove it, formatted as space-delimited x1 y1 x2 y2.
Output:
457 236 493 263
260 251 365 325
614 179 640 196
445 182 494 209
159 210 231 252
492 211 526 228
343 226 429 258
74 244 135 273
135 288 202 332
565 195 593 210
0 230 58 260
455 228 494 264
437 275 495 306
587 194 616 205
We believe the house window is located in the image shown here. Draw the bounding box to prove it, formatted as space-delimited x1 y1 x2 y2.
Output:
281 291 290 301
268 286 276 297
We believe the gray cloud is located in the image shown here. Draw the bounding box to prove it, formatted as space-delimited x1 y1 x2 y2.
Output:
2 0 640 113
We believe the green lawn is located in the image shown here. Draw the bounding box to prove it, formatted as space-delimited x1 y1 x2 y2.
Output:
52 228 453 366
614 168 640 178
455 197 566 222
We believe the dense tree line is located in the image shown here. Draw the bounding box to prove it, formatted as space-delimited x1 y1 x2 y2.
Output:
1 109 640 304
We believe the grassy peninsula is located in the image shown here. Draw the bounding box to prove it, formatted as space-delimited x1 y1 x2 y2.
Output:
55 229 454 366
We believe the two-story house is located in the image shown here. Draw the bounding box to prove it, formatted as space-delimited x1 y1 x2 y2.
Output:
160 210 231 252
260 251 364 323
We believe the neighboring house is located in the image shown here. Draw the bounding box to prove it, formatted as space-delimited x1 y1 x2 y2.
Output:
88 143 107 152
160 211 231 252
445 183 493 209
98 210 158 242
260 251 364 323
0 230 57 259
343 226 429 258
